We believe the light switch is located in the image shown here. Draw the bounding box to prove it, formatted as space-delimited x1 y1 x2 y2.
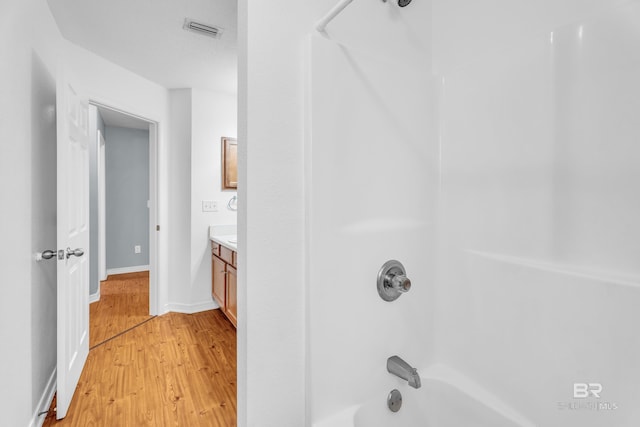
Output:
135 245 141 254
202 200 219 212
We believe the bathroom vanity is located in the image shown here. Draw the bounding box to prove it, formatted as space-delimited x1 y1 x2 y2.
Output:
210 226 237 327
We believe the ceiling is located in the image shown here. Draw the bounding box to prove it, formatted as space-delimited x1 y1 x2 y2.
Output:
47 0 237 94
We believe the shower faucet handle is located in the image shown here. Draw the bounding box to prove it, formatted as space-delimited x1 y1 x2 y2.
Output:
390 273 411 293
377 260 412 301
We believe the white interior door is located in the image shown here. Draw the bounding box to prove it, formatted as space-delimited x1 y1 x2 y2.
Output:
56 70 90 420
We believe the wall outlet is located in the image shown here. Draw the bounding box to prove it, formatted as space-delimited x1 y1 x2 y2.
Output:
135 245 141 254
202 200 219 212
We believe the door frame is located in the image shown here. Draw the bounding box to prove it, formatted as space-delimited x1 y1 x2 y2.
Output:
89 100 160 315
97 129 106 283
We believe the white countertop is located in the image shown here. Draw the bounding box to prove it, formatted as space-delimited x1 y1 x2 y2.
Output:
210 234 237 251
209 225 237 251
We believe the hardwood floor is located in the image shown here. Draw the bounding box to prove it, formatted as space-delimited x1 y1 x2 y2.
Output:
43 297 237 425
90 272 153 348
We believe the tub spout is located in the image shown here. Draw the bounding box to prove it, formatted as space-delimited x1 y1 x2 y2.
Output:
387 355 421 389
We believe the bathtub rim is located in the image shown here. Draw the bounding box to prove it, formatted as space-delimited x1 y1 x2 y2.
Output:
312 363 536 427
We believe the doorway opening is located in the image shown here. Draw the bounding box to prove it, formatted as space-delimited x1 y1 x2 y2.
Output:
88 102 159 347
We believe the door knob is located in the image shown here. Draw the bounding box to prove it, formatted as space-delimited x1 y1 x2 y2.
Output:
66 247 85 259
36 250 56 261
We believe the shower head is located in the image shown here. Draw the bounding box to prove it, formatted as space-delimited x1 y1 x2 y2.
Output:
383 0 412 7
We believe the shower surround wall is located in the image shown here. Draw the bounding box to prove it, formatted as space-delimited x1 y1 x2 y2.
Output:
307 0 437 422
309 0 640 425
432 0 640 425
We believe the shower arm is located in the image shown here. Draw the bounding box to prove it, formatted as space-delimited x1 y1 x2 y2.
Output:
315 0 408 32
315 0 355 33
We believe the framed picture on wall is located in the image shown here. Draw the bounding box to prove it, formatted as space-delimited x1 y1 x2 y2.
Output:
222 137 237 190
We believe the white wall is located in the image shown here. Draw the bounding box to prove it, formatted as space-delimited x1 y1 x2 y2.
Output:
433 1 640 425
190 89 237 308
238 0 326 425
0 0 61 424
167 89 193 310
166 88 238 312
29 51 58 425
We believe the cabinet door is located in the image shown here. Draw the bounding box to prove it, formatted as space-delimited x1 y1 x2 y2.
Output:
212 255 227 309
226 265 237 327
220 245 234 264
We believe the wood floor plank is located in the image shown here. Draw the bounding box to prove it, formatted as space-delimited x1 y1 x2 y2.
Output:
43 302 236 426
90 272 153 348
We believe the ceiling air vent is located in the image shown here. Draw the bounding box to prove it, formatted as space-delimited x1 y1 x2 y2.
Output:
183 19 224 39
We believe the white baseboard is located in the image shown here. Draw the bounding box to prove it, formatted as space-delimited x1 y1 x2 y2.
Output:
164 300 219 315
89 290 101 303
106 265 150 276
29 367 56 427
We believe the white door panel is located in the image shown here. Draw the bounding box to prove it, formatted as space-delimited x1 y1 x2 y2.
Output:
56 71 90 420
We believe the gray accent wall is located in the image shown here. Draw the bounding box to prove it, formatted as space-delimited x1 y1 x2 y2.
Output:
88 106 104 295
105 125 150 270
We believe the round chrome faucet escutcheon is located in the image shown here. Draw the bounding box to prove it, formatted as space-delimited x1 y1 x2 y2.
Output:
377 260 412 302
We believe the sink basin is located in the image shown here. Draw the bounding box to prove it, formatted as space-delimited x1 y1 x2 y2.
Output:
227 237 237 244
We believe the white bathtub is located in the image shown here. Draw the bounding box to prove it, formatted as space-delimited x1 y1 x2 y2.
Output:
314 365 535 427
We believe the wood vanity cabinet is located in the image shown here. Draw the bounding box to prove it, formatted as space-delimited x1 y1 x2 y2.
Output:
212 256 226 310
211 241 237 327
226 265 237 326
